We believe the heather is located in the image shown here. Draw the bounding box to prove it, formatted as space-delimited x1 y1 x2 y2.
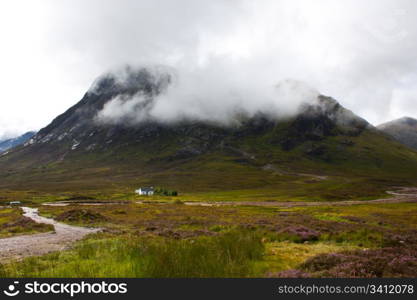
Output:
1 201 417 277
284 246 417 278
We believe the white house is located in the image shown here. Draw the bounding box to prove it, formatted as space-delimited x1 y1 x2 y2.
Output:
135 187 154 196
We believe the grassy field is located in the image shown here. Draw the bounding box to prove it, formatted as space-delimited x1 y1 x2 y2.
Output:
0 126 416 277
0 172 403 208
1 201 416 277
0 207 53 238
2 120 417 205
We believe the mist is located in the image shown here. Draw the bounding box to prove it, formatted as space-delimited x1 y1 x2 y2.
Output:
94 64 320 126
2 0 417 138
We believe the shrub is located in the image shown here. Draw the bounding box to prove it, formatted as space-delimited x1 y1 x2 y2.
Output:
277 226 320 243
55 209 107 224
154 187 178 196
299 247 417 278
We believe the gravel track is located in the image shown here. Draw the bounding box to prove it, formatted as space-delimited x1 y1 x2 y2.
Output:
0 207 99 262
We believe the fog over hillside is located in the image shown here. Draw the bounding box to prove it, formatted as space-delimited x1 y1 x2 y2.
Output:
1 0 417 138
92 66 320 126
378 117 417 150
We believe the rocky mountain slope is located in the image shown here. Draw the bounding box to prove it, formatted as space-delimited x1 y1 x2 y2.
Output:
0 131 36 153
377 117 417 150
1 67 416 197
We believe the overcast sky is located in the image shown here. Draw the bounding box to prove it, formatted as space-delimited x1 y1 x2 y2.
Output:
1 0 417 138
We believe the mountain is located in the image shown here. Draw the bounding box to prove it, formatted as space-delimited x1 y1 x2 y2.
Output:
1 66 417 201
0 131 36 153
377 117 417 150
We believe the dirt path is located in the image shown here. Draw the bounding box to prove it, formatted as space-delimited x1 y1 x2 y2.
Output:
0 207 100 262
182 187 417 208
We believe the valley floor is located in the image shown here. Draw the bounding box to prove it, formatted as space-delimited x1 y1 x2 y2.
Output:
0 188 416 277
181 187 417 207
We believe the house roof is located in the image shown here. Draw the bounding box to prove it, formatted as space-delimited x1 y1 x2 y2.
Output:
140 187 154 192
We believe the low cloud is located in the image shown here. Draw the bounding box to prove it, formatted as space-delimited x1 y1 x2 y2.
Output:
94 65 319 126
2 0 417 138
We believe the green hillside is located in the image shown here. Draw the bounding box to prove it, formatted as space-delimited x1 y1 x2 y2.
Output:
1 114 416 203
0 68 416 203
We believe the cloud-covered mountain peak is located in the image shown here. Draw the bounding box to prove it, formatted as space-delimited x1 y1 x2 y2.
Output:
378 116 417 150
88 65 174 98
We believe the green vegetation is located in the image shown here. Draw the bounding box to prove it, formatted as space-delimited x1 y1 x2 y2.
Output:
154 187 178 196
0 207 53 238
1 121 417 205
256 241 360 274
1 200 416 278
1 229 264 277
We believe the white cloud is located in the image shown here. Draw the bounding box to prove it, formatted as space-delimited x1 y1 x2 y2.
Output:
1 0 417 138
93 65 320 126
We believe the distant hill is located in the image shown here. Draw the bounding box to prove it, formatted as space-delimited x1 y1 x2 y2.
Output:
0 131 36 153
377 117 417 150
1 67 417 200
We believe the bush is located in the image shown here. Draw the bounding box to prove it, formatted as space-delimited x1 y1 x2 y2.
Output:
299 247 417 278
154 187 178 196
277 226 320 243
55 209 107 224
